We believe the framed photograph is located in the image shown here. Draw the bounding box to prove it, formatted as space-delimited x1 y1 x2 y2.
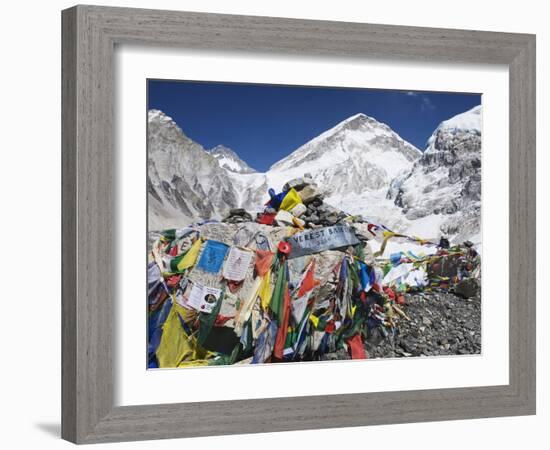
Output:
62 5 536 444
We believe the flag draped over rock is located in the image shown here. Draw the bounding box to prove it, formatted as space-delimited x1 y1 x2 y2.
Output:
147 179 480 368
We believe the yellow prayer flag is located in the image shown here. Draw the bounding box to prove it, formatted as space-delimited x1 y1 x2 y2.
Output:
279 188 302 212
309 315 319 329
156 303 213 368
176 238 202 271
259 270 273 310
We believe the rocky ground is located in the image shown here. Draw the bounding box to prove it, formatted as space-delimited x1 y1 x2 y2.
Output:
149 175 482 364
322 290 481 361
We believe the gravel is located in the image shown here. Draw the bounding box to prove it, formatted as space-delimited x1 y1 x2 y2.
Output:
365 291 481 359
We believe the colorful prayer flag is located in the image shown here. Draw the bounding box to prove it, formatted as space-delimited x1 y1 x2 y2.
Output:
196 240 229 273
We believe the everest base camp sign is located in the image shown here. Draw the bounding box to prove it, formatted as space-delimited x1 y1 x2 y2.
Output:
287 225 360 258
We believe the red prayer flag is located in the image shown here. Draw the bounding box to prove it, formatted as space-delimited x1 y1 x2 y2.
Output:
257 213 276 225
346 333 367 359
166 274 182 288
255 250 274 277
383 286 396 301
297 261 318 297
273 287 291 359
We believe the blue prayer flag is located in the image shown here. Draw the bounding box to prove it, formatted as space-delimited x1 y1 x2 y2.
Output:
196 240 229 273
390 252 403 265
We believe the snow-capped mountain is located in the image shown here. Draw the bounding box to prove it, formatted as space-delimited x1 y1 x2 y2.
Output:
264 113 422 230
426 105 481 153
387 105 482 243
208 145 258 174
148 106 482 245
147 110 265 230
267 113 421 194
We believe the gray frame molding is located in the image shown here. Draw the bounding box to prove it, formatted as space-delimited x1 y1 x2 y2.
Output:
61 5 536 444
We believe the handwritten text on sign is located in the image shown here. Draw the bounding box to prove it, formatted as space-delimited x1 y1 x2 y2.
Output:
286 225 360 258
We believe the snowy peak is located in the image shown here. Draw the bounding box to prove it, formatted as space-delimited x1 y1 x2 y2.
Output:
148 108 172 125
265 113 422 200
147 109 202 158
209 145 258 174
317 112 374 136
426 105 481 152
270 113 421 173
147 106 481 244
389 105 483 242
439 105 481 133
148 109 186 139
147 109 264 230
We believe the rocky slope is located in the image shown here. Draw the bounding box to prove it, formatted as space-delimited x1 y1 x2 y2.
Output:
208 145 258 174
148 106 482 245
147 110 266 230
387 105 482 243
367 291 481 358
322 291 481 360
148 110 422 230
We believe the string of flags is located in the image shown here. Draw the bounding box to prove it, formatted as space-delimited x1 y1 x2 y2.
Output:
148 180 480 368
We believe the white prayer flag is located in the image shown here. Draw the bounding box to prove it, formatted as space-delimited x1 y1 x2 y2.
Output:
222 247 253 281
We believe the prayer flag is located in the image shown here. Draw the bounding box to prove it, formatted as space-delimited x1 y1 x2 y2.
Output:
222 247 254 281
346 333 366 359
255 249 275 277
196 240 229 273
273 287 291 359
171 238 202 272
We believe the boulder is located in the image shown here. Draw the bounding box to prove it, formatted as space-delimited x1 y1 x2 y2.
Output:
321 211 339 225
307 214 320 224
274 209 295 226
223 209 253 223
290 203 307 218
296 185 323 205
283 176 315 191
222 208 254 223
454 277 480 299
229 208 248 216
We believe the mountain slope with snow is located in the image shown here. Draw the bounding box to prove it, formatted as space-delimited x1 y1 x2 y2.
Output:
425 105 481 153
209 145 258 174
267 113 421 195
387 105 482 243
263 113 422 232
147 110 265 230
147 107 482 245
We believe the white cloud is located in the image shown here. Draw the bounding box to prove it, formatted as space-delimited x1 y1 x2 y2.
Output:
420 95 436 111
405 91 436 111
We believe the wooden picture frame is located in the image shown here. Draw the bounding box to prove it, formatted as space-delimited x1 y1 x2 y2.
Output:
61 5 536 444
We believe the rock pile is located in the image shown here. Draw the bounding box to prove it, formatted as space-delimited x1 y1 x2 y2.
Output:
222 208 253 224
224 177 364 230
147 175 482 368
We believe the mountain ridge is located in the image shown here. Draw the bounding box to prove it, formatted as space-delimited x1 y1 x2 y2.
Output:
147 106 482 244
208 144 258 174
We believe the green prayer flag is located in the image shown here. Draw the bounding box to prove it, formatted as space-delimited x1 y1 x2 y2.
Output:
270 261 286 323
197 288 224 345
169 252 186 273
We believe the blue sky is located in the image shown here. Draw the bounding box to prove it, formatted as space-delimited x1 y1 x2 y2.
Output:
148 80 481 172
